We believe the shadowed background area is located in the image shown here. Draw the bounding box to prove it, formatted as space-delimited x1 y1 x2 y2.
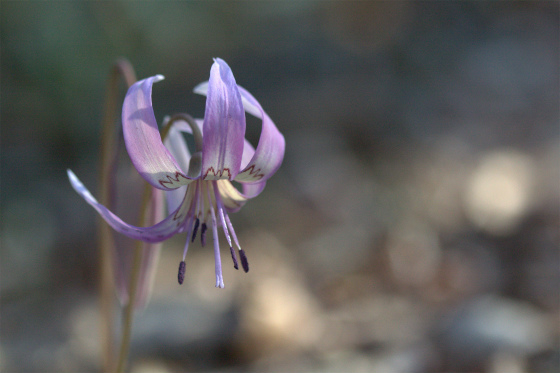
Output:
1 2 559 372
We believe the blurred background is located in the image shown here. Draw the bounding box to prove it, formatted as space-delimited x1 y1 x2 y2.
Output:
1 2 559 372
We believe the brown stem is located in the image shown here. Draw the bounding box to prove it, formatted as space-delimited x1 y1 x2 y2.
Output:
160 113 204 152
98 58 137 373
114 184 152 373
114 108 181 373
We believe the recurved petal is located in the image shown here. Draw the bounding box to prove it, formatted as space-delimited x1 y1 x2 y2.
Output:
234 86 285 183
200 59 246 181
216 179 266 213
122 75 195 190
68 170 191 243
194 80 285 183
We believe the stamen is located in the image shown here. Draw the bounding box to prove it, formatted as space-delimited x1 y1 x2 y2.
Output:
224 213 248 272
200 223 207 247
178 261 186 284
213 181 237 269
239 249 249 273
225 213 242 251
199 181 209 247
218 207 232 247
229 246 239 270
191 218 200 242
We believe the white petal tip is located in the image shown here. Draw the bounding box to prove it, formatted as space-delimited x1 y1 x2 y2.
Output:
67 169 79 184
154 74 165 82
67 169 98 204
193 81 209 96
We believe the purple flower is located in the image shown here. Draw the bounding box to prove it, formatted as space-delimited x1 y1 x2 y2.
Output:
68 58 285 288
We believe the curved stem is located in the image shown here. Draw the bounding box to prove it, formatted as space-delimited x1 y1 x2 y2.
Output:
114 185 152 373
99 58 137 373
114 113 183 373
160 113 204 152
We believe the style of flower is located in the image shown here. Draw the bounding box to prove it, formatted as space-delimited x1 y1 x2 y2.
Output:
68 58 285 288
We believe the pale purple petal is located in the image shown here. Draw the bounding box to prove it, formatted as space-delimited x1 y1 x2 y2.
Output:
242 180 267 198
234 86 285 183
68 170 191 243
200 59 246 181
194 79 285 183
122 75 196 190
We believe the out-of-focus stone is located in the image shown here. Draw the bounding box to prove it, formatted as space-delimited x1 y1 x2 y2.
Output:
386 220 441 288
488 350 527 373
300 223 374 282
130 359 174 373
437 295 553 370
464 150 535 235
237 231 323 355
320 295 428 351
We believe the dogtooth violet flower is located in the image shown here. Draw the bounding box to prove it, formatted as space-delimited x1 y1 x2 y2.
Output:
68 58 285 288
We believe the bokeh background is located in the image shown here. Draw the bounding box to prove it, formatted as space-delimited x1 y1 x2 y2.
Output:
1 2 559 372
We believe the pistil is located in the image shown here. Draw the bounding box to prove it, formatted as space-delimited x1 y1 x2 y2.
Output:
207 184 224 288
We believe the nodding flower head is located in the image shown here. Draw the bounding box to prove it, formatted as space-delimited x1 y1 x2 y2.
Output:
68 58 285 288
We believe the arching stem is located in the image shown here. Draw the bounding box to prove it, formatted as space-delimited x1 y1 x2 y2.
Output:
160 113 204 152
98 58 137 373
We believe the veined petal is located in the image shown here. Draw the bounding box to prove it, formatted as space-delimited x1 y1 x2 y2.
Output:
122 75 195 190
200 59 246 181
235 86 285 183
68 170 192 243
194 80 285 183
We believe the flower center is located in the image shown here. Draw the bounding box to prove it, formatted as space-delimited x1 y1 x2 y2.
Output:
162 114 248 288
177 179 249 288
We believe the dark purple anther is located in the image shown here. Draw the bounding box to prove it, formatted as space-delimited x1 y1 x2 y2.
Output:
200 223 207 246
191 218 200 242
239 249 249 273
229 246 239 270
178 260 186 284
